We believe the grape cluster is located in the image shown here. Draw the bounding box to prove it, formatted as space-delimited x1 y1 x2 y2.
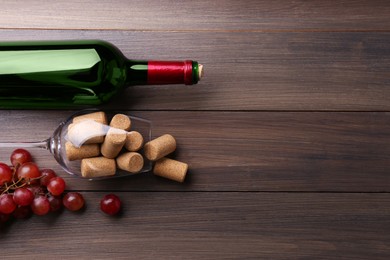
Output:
0 149 85 223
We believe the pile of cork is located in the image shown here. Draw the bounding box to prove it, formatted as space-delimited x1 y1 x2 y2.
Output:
65 111 188 182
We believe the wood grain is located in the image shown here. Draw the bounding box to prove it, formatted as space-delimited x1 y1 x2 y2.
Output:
0 110 389 192
1 30 390 111
0 0 390 31
1 192 389 259
1 0 389 258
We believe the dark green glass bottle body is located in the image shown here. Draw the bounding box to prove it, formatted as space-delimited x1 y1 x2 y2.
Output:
0 40 200 109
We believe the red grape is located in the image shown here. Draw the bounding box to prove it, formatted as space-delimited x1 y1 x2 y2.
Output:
13 205 32 219
63 192 84 211
47 177 66 196
39 169 57 187
17 162 41 182
100 194 121 216
0 163 13 185
31 196 50 216
13 187 34 206
10 148 32 167
47 195 63 212
0 194 17 214
27 185 45 197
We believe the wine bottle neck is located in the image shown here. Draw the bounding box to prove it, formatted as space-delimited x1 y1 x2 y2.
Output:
125 60 202 86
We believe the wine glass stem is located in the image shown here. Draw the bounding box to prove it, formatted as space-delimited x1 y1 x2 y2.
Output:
0 139 49 150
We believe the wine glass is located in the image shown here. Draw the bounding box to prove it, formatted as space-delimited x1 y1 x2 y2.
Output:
0 109 152 180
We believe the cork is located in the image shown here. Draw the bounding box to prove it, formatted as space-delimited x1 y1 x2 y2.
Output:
116 152 144 173
67 121 105 145
81 157 116 178
72 111 107 125
144 134 176 161
65 142 100 161
100 128 127 159
109 113 131 131
198 64 204 80
153 157 188 183
124 131 144 152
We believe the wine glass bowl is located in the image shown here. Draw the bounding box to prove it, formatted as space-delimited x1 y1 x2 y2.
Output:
0 109 152 180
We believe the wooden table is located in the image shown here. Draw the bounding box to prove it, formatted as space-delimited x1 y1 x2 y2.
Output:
1 1 389 259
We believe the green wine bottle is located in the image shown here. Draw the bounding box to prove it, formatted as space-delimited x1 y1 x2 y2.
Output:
0 40 203 109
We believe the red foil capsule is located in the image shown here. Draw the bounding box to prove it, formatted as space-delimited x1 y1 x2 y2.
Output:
147 60 194 85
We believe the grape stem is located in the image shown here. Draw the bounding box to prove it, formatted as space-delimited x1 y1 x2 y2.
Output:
0 168 41 195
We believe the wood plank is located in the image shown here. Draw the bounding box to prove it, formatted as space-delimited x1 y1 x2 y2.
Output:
0 110 389 192
1 192 389 259
0 30 390 111
0 0 390 30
